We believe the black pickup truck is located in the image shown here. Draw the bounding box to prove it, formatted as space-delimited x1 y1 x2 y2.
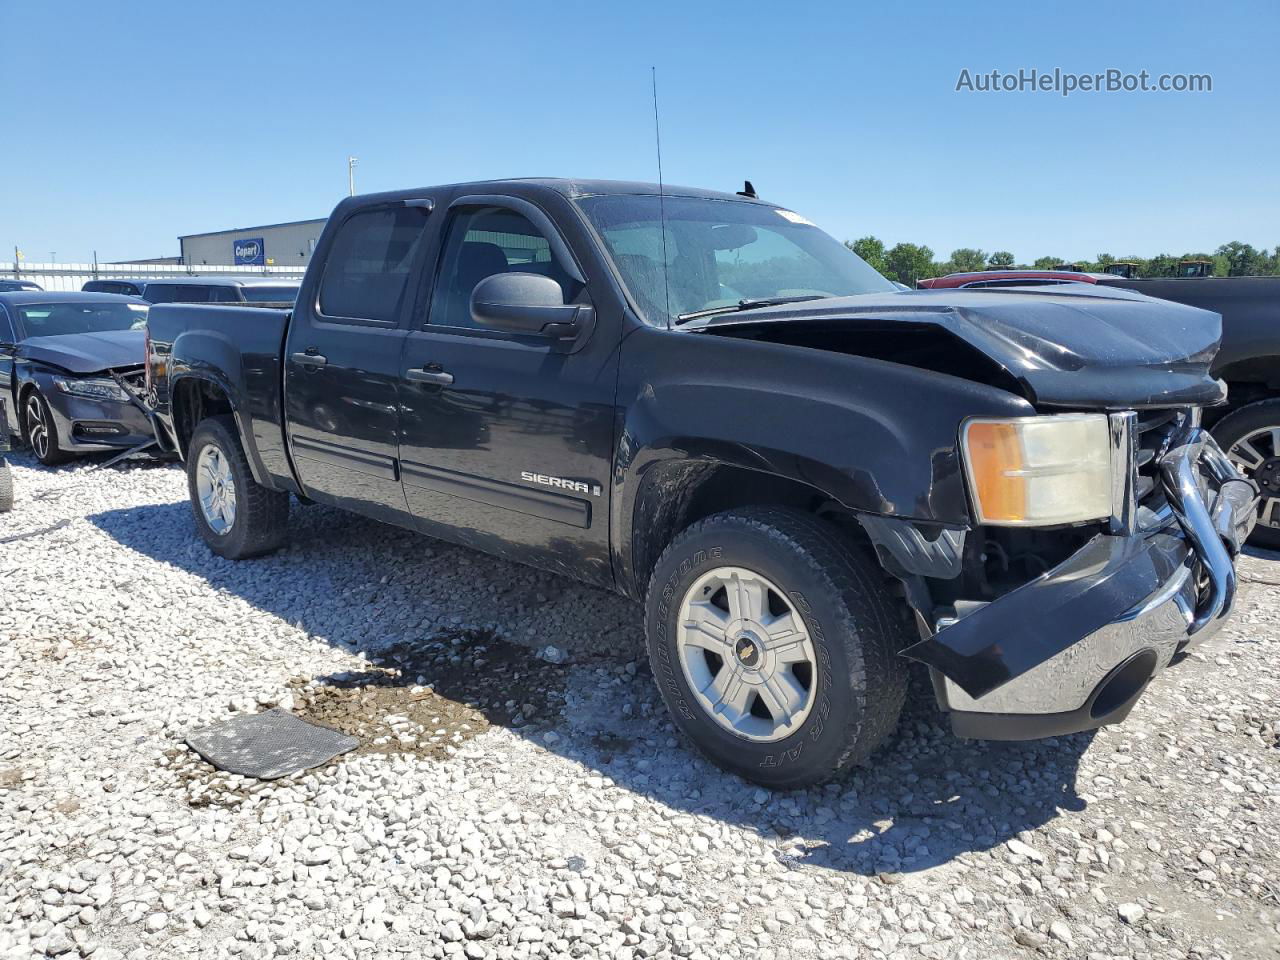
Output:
145 179 1257 787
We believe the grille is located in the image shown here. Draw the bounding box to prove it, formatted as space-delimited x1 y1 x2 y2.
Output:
1134 407 1193 506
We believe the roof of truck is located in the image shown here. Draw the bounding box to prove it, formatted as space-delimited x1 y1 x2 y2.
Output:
353 178 771 205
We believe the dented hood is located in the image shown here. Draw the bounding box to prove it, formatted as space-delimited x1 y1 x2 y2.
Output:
699 284 1224 409
17 330 145 375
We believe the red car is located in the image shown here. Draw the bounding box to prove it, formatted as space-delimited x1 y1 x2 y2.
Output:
917 270 1109 289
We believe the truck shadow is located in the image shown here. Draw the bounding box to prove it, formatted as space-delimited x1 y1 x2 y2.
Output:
89 498 1095 879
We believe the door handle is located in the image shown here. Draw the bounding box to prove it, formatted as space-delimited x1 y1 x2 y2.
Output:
291 352 327 367
405 366 454 386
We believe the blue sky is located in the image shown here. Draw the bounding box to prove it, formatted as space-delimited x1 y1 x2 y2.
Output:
3 0 1276 264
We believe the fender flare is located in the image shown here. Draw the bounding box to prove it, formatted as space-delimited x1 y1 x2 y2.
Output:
168 369 272 488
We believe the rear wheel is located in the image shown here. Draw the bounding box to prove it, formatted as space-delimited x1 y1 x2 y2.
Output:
23 390 71 466
187 416 289 559
645 507 910 788
1213 399 1280 549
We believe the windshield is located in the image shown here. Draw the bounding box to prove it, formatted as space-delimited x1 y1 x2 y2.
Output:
241 285 299 302
17 301 148 338
576 195 894 326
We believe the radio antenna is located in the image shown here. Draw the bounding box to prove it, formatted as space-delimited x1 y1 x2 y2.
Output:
651 66 672 327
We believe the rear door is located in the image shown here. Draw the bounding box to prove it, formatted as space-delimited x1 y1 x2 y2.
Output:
396 194 619 586
283 200 435 523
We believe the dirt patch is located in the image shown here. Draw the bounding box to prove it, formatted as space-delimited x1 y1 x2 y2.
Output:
163 631 572 806
291 630 571 761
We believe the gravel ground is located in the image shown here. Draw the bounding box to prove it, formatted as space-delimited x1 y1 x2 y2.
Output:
1 451 1278 960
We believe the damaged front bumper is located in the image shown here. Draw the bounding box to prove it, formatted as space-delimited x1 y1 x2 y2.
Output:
904 428 1257 740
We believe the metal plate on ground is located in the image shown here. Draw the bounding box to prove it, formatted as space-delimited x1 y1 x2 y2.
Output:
185 708 359 780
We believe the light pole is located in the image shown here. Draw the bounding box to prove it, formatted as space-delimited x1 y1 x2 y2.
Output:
348 157 358 196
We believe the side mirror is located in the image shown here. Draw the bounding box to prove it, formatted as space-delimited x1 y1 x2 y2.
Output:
470 273 588 340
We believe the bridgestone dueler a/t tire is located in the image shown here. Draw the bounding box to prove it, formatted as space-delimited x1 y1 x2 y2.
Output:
645 507 909 788
187 416 289 560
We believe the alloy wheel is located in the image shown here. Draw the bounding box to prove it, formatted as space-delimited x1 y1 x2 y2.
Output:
1227 426 1280 528
675 566 818 742
195 443 238 534
25 395 48 461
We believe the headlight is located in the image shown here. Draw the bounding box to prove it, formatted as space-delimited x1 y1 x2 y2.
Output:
962 414 1113 526
52 377 131 403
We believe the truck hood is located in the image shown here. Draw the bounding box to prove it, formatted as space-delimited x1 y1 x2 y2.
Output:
17 329 146 375
699 285 1224 409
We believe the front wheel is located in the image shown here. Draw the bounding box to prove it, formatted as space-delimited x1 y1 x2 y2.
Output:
23 391 71 466
1213 398 1280 550
187 416 289 559
645 507 909 788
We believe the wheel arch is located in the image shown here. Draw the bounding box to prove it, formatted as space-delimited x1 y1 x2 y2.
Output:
170 373 270 487
621 455 877 601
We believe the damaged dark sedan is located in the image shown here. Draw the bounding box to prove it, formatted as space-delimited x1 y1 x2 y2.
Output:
143 178 1259 787
0 291 151 465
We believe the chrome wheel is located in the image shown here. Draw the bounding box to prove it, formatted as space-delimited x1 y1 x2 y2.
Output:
676 566 818 742
25 394 49 461
195 443 237 534
1227 426 1280 528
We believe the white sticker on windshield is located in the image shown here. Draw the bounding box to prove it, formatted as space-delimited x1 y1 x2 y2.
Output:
776 209 816 226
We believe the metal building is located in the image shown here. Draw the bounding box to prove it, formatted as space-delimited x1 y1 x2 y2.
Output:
179 218 327 267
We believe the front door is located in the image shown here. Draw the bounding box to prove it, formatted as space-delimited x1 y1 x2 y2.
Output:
397 199 618 586
283 202 434 523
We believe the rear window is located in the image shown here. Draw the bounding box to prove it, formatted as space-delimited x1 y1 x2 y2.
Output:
145 284 240 303
319 207 431 322
241 285 299 303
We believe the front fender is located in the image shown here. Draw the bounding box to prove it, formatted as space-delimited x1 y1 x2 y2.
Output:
611 327 1035 594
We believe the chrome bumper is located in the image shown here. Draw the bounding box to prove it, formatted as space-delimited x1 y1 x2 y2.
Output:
920 429 1257 740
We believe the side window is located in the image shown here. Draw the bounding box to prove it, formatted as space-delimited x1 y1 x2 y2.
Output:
0 306 15 344
209 286 240 302
319 207 431 323
429 206 576 329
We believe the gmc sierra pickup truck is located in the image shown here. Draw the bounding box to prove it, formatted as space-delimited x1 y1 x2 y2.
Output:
145 179 1258 787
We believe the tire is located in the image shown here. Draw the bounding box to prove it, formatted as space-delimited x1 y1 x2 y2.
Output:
22 390 72 466
1212 398 1280 550
644 506 910 788
0 461 12 512
187 415 289 559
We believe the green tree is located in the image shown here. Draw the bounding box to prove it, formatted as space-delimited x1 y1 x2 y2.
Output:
1144 254 1179 277
1032 256 1060 270
883 243 935 286
987 251 1015 268
947 248 987 273
845 236 887 274
1215 241 1267 276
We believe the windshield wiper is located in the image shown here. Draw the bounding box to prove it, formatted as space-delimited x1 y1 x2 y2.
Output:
674 295 831 325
